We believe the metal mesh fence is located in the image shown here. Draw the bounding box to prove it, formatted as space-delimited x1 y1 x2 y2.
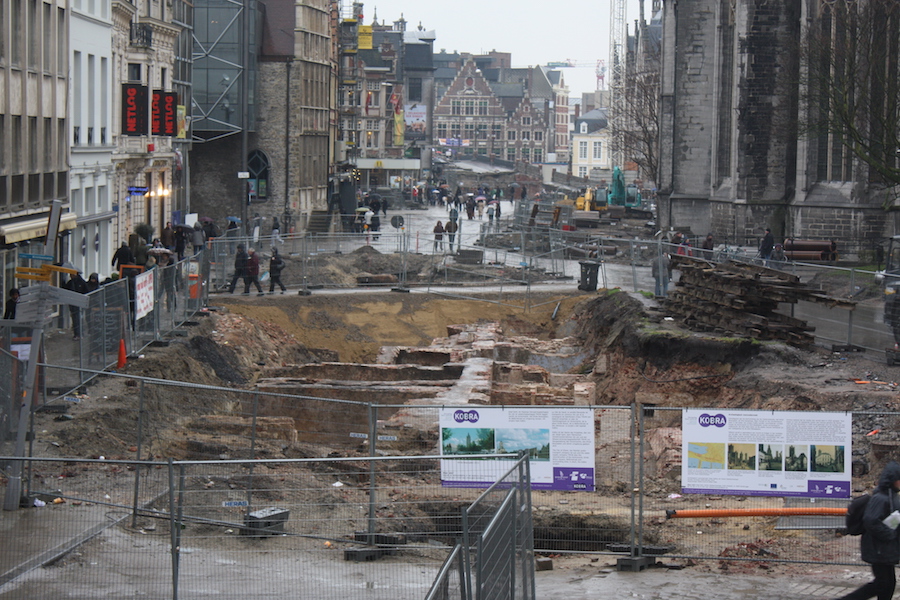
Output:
0 454 532 600
7 371 875 570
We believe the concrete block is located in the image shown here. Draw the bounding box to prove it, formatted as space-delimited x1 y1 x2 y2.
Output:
242 507 289 536
573 381 596 406
593 353 609 375
344 547 396 561
536 557 553 571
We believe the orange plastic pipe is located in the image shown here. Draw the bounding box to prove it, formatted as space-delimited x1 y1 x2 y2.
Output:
666 507 847 519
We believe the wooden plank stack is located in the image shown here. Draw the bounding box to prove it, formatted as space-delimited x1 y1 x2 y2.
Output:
664 255 856 347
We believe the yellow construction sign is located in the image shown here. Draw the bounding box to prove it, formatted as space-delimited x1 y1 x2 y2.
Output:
15 262 77 282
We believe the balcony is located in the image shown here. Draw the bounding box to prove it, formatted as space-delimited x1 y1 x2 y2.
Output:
130 23 153 48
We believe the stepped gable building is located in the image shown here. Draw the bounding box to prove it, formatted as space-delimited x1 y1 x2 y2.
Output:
433 58 558 166
433 59 507 160
504 93 549 165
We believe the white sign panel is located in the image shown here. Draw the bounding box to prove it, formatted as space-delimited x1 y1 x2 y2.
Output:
134 269 155 321
439 407 595 491
682 410 851 498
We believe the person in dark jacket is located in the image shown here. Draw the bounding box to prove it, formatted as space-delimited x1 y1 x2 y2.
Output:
63 267 89 339
886 288 900 349
112 242 135 270
4 288 19 320
837 461 900 600
759 228 775 263
227 244 249 294
174 226 188 261
245 248 264 296
268 248 287 294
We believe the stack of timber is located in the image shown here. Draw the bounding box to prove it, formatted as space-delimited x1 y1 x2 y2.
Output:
665 255 856 347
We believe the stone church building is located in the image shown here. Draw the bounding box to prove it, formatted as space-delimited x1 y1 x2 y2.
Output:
655 0 900 256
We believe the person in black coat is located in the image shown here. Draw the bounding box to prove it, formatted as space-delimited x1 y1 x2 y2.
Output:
64 269 89 339
227 244 249 294
3 288 19 320
759 228 775 262
268 248 287 294
837 461 900 600
112 242 135 270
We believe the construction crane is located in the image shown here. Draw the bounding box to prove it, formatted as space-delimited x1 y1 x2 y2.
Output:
544 59 607 90
608 0 626 167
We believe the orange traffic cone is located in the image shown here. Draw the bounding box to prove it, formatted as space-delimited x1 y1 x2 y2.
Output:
117 339 127 370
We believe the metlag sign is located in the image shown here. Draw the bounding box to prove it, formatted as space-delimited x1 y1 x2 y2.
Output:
152 91 178 136
122 84 148 136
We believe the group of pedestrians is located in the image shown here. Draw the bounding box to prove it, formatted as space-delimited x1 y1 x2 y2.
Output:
227 245 287 295
432 219 459 253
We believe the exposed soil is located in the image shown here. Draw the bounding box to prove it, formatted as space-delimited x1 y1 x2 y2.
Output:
10 280 900 581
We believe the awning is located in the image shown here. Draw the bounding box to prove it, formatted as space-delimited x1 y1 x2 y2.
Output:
0 212 78 243
355 158 421 170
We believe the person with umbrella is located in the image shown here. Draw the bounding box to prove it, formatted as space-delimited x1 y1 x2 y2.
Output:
225 217 241 253
476 196 486 219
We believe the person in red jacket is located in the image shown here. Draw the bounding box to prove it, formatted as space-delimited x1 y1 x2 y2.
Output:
245 248 264 296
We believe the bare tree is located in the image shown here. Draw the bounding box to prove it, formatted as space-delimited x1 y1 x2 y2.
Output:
620 62 660 185
800 0 900 194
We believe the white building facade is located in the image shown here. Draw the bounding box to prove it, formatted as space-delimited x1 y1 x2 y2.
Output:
570 108 612 181
71 0 115 277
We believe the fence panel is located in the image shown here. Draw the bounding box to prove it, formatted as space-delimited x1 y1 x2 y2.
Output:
0 455 534 600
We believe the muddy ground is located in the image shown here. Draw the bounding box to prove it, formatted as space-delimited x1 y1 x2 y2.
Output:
10 269 900 580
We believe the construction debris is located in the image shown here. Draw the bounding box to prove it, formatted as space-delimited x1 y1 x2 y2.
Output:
664 256 856 347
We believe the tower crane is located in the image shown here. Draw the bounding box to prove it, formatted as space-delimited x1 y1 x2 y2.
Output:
608 0 626 167
543 59 607 91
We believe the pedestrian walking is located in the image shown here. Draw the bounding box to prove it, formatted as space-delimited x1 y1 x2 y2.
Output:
157 252 177 311
886 287 900 350
63 266 88 340
268 248 287 294
445 219 458 252
364 207 374 241
701 233 714 260
3 288 19 320
835 461 900 600
271 216 284 245
225 220 239 254
433 220 444 252
191 222 206 255
651 252 671 298
370 212 381 240
86 273 101 292
161 222 175 250
227 244 249 294
174 226 188 261
112 241 135 270
759 228 775 264
245 248 265 296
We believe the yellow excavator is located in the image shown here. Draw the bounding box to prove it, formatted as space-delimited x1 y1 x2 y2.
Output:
573 187 608 228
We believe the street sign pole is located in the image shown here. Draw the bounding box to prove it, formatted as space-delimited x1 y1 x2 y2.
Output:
3 200 76 511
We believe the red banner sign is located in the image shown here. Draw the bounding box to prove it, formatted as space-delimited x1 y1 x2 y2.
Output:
152 91 178 136
122 84 148 136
